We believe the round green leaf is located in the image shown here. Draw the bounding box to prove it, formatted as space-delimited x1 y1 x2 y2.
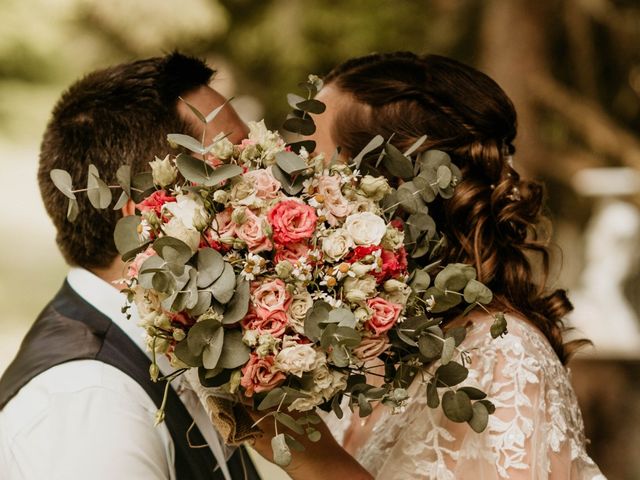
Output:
426 379 439 408
197 248 225 288
153 236 193 266
114 215 150 261
383 143 414 180
468 401 489 432
442 390 473 423
272 433 292 467
304 301 331 342
276 151 308 174
202 326 225 369
434 263 477 291
211 262 236 304
418 334 442 360
217 329 250 369
352 135 384 168
463 279 493 304
50 169 76 200
187 318 223 356
437 165 453 189
459 386 487 400
174 338 203 367
295 98 326 114
435 361 468 387
222 279 250 325
441 336 456 365
283 116 316 136
397 181 427 214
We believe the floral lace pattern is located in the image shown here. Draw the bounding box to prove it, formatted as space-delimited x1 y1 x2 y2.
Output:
337 314 606 480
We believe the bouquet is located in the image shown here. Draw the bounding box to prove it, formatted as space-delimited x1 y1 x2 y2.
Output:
50 77 507 466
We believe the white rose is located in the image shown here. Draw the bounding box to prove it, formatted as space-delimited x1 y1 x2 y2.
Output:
275 343 318 377
210 132 234 160
162 217 201 252
344 212 387 245
247 120 286 165
320 370 348 399
163 194 207 230
149 154 177 187
343 275 377 303
321 229 354 262
311 363 333 390
287 292 313 334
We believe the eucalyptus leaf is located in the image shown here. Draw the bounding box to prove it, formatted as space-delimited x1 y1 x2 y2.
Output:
87 170 112 209
218 329 250 369
138 255 167 289
283 116 316 135
426 379 439 408
153 236 193 266
176 153 242 186
174 338 203 367
295 98 326 114
441 336 456 365
287 93 306 110
116 164 132 196
434 263 477 291
331 393 344 419
327 308 357 328
179 97 207 123
358 393 373 417
275 412 305 435
202 326 225 369
463 279 493 304
490 312 508 338
211 262 236 304
271 164 306 195
442 390 473 423
383 143 414 180
67 198 79 222
409 268 431 292
114 215 150 261
187 319 223 356
459 386 487 400
222 279 250 324
196 248 225 288
413 173 437 203
276 151 308 174
167 134 206 155
445 326 467 347
468 401 489 432
352 135 384 168
435 361 468 387
113 191 129 210
397 181 427 214
479 399 496 414
271 433 292 467
188 290 213 317
258 387 286 411
50 169 76 199
305 301 331 342
418 334 442 360
403 134 428 157
205 97 233 124
423 287 462 313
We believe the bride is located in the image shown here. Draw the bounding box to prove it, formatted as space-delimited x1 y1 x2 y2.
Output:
250 52 606 480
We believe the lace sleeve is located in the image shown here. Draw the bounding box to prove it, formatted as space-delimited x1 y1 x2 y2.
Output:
352 314 605 480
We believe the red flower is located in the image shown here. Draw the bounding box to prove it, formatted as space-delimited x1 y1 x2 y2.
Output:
346 245 382 263
136 190 176 216
372 248 408 283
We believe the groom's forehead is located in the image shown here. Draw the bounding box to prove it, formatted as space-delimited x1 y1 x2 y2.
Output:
177 85 249 145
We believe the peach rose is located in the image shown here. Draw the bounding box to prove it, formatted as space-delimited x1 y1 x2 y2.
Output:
243 309 288 337
273 242 310 264
251 279 291 312
210 208 236 240
136 190 176 216
235 209 272 253
317 175 352 225
240 353 285 397
268 200 317 245
243 167 281 200
365 297 402 335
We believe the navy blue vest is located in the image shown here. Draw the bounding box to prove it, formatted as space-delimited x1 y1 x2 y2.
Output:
0 281 260 480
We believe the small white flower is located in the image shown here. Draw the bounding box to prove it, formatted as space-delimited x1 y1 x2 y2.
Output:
137 219 152 242
426 295 436 312
149 155 178 187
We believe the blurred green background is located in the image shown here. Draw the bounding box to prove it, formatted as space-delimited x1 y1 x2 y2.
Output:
2 0 640 478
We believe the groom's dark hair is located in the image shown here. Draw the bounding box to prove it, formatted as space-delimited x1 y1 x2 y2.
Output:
38 52 214 269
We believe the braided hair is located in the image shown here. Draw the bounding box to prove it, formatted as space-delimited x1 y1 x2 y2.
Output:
324 52 586 364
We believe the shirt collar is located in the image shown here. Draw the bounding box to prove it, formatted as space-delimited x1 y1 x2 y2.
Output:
66 267 149 360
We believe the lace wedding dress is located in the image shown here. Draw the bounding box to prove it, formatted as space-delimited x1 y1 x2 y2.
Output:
326 313 606 480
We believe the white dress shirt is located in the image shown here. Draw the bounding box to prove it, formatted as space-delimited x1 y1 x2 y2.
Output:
0 268 232 480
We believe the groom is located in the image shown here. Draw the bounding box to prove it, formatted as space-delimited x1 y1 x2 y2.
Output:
0 53 261 480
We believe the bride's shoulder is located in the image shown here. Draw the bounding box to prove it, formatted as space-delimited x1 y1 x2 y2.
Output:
458 310 564 375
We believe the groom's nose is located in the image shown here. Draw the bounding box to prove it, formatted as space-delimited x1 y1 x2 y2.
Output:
178 85 249 145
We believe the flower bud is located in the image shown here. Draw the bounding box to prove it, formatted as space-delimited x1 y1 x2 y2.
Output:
149 155 177 188
275 260 294 279
359 175 391 201
149 363 160 382
231 207 247 225
212 189 229 204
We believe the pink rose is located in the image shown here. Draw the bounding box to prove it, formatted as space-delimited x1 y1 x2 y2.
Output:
136 190 176 216
127 246 156 279
366 297 402 335
210 208 236 240
235 209 272 253
251 279 291 312
268 200 317 245
243 167 281 200
240 353 286 398
352 334 391 362
273 242 310 264
317 175 352 225
242 309 288 337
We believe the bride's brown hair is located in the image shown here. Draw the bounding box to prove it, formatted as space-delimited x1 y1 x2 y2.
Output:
324 51 585 364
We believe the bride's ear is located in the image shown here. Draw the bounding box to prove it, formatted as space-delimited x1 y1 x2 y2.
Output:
121 199 136 217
